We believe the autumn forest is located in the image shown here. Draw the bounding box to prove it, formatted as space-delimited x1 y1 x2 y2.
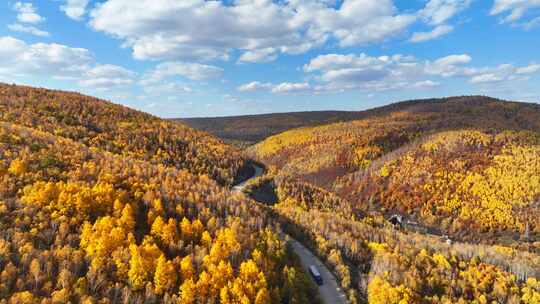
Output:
1 84 540 304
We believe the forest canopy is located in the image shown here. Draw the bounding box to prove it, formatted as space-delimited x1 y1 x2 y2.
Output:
0 84 319 303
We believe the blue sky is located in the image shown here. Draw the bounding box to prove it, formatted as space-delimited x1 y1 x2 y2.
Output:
0 0 539 118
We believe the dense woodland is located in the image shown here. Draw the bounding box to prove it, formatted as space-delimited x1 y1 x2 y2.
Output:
2 85 540 304
0 84 249 186
179 111 378 147
249 96 540 245
0 84 319 303
248 172 540 303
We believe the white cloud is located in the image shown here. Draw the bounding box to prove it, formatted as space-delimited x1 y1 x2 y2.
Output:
420 0 472 25
78 77 133 88
13 2 45 24
467 63 540 84
410 25 453 42
412 80 440 88
7 23 50 37
470 73 504 84
237 81 310 94
491 0 540 22
411 0 469 44
78 64 136 89
0 36 136 90
305 53 423 91
88 0 416 61
304 52 539 92
523 16 540 29
238 48 278 63
141 61 223 84
0 36 92 77
61 0 91 20
237 81 273 92
271 82 311 94
142 82 193 95
516 64 540 74
425 54 472 77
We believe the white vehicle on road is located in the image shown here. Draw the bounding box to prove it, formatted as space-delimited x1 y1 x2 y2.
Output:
309 265 324 285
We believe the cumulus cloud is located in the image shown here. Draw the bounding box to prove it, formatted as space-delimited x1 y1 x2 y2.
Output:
271 82 311 94
142 82 193 95
237 81 274 92
470 73 504 84
491 0 540 23
516 63 540 74
0 36 92 76
61 0 91 20
7 23 50 37
420 0 472 25
0 36 135 90
410 0 470 43
302 52 538 92
238 48 278 63
412 80 440 88
13 2 45 24
468 63 540 84
424 54 472 77
88 0 415 61
10 2 49 37
305 53 429 92
78 64 136 89
410 25 453 42
141 62 223 84
237 81 310 94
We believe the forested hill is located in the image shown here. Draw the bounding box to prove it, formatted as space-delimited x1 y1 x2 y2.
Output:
0 84 320 303
0 83 248 185
250 95 540 244
179 95 540 147
179 110 368 146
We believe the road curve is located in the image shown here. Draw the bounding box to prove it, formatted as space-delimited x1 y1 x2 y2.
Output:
232 164 264 192
232 165 349 304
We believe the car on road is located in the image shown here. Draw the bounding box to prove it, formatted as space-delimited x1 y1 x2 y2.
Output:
309 265 323 285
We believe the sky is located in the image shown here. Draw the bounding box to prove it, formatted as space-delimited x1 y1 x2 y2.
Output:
0 0 539 118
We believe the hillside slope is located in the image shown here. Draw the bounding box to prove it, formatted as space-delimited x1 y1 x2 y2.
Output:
2 86 539 303
0 84 320 303
179 110 374 146
249 96 540 243
0 83 249 185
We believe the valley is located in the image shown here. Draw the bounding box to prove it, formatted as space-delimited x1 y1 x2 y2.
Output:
1 85 539 303
187 95 540 303
2 1 539 303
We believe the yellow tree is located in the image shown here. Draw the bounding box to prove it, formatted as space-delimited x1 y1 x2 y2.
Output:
191 218 204 241
180 255 194 283
201 231 212 248
228 259 269 303
119 203 135 230
128 240 162 290
150 216 166 241
180 217 193 241
128 244 147 290
178 278 197 304
162 218 179 246
196 271 212 303
154 254 177 295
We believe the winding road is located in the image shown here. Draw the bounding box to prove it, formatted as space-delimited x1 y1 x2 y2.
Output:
232 164 264 192
232 165 349 304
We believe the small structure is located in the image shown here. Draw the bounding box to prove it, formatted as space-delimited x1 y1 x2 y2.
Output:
442 234 453 245
388 214 403 228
